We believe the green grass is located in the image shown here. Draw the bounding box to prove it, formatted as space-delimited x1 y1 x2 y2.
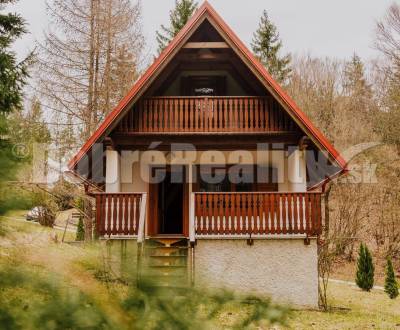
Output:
1 212 400 329
288 283 400 329
0 209 75 240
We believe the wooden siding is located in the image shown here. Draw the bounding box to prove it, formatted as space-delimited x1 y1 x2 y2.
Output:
116 97 299 134
194 192 322 236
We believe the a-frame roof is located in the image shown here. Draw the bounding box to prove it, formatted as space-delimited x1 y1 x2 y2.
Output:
68 1 347 186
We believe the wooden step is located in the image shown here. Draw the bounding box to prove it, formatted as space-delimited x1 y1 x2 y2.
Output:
138 237 191 293
144 246 188 257
148 237 187 247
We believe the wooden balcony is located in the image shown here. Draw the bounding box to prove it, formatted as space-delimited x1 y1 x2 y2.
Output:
116 96 298 134
192 192 322 237
95 193 147 238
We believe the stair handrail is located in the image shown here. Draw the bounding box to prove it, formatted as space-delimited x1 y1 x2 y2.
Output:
189 193 196 244
137 193 147 243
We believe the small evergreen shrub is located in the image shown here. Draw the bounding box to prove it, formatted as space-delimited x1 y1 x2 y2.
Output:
76 217 85 241
355 243 374 291
384 258 399 299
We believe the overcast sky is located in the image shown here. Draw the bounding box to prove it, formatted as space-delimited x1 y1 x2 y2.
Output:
9 0 395 63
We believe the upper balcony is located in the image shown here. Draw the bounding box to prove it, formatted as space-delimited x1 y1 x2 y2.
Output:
115 96 299 135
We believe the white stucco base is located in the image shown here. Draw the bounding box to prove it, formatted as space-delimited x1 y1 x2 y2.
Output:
194 238 318 308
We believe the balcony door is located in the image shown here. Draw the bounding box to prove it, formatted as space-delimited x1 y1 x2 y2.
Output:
148 166 189 237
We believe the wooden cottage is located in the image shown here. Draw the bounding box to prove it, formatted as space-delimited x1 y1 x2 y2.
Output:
68 2 347 307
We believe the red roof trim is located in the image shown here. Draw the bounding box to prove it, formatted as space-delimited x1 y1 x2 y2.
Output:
68 1 347 175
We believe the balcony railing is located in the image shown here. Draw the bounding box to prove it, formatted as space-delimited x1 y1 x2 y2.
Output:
95 193 147 238
192 192 322 238
117 96 296 133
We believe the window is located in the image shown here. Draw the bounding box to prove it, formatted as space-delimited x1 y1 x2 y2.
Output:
193 165 278 192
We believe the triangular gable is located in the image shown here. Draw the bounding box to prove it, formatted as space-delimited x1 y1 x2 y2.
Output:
68 1 347 186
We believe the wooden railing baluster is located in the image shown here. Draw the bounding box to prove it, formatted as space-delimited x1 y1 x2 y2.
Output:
116 96 297 134
193 192 322 237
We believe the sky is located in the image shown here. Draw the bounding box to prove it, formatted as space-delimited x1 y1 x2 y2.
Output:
9 0 395 63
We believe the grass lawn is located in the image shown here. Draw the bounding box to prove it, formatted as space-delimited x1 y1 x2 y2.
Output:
1 211 400 329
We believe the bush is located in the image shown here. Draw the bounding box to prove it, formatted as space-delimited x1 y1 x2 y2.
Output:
355 243 374 291
51 179 77 211
384 258 399 299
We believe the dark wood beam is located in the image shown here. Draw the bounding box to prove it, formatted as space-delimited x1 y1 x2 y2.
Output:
111 132 302 151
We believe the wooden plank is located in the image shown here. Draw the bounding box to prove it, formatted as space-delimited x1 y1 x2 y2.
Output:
218 194 224 235
100 194 106 236
298 193 304 234
179 98 184 131
281 194 287 234
95 195 102 236
105 194 111 236
228 98 233 131
233 98 238 130
183 42 230 49
117 195 123 234
168 99 175 132
184 98 189 132
249 98 254 132
204 98 209 132
223 98 228 131
202 193 208 235
189 98 194 131
238 98 244 131
307 194 315 235
123 194 129 235
244 98 249 132
293 193 299 234
270 194 276 234
315 193 322 235
135 195 141 235
253 194 259 234
161 99 168 132
128 195 134 235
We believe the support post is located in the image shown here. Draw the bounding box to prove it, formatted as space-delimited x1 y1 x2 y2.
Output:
288 149 307 192
189 193 196 244
137 193 147 244
105 150 121 193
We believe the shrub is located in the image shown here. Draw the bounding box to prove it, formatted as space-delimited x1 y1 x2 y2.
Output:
384 258 399 299
355 243 374 291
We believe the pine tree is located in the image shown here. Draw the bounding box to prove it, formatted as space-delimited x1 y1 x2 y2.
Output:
0 0 30 117
251 10 291 84
384 258 399 299
156 0 198 53
76 216 85 241
75 197 85 241
0 0 31 213
355 243 375 291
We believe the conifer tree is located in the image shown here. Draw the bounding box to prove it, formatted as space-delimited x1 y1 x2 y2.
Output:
0 0 31 213
355 243 375 291
384 258 399 299
251 10 291 84
76 216 85 241
156 0 198 53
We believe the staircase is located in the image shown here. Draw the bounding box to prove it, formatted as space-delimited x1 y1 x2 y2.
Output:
138 237 192 295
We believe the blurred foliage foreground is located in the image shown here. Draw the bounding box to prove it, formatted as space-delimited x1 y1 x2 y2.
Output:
0 238 287 330
0 266 287 330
